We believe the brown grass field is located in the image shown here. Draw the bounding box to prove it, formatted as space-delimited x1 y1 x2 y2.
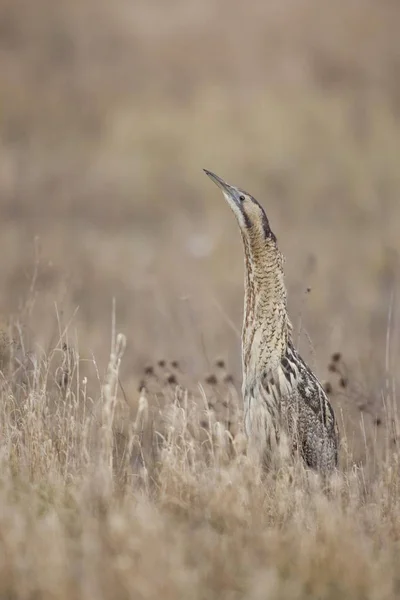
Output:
0 0 400 597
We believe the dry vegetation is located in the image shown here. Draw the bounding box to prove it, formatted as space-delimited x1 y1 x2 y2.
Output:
0 0 400 597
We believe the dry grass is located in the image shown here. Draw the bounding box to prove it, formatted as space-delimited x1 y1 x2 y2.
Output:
0 319 399 600
0 0 400 596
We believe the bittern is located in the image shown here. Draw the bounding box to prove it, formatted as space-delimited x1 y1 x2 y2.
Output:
204 169 339 472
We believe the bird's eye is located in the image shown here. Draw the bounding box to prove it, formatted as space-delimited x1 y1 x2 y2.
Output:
239 195 245 201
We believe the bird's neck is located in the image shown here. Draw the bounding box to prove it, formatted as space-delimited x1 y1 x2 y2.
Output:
241 232 292 380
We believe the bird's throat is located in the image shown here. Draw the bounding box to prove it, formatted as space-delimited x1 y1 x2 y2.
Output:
241 235 291 378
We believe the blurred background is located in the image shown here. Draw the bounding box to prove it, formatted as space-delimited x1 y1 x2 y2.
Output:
0 0 399 411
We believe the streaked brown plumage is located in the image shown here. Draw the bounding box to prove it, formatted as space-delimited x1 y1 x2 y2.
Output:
204 169 339 472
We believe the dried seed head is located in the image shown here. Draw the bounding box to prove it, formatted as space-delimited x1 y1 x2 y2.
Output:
205 374 218 385
331 352 342 363
166 373 177 385
59 372 69 389
328 363 337 373
158 359 166 368
223 374 234 383
144 365 154 375
323 382 333 394
138 380 147 392
215 358 225 369
171 360 179 369
339 377 348 389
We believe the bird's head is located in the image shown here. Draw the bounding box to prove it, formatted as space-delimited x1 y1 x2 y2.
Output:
203 169 276 243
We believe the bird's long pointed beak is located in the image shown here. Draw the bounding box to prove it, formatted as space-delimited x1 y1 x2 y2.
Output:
203 169 241 206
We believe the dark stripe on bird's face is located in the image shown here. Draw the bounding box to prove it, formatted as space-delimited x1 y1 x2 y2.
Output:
246 194 277 242
240 204 252 230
